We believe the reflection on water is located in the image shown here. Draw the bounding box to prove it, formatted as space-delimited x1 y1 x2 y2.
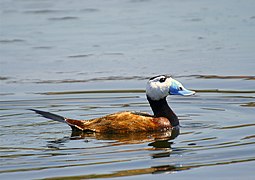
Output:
44 130 180 179
48 128 179 149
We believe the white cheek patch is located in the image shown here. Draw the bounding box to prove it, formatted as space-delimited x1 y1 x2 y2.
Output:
146 78 171 100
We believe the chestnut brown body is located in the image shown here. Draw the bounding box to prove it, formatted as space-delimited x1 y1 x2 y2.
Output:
65 111 171 133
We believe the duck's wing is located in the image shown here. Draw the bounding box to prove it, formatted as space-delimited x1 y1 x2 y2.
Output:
30 109 171 133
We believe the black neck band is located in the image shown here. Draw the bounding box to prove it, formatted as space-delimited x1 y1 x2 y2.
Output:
147 96 179 126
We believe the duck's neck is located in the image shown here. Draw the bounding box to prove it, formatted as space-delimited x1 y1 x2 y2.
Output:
147 96 179 127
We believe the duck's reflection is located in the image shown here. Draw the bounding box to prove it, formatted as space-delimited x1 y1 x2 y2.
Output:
47 128 179 159
71 127 179 141
46 128 181 176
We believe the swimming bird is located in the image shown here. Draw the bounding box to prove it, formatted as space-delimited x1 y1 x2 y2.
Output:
30 75 195 133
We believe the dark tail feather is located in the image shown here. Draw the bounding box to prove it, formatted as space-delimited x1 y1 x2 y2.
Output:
29 109 66 123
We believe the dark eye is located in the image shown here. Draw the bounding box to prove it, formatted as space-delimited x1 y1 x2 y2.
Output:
179 87 183 91
159 77 166 83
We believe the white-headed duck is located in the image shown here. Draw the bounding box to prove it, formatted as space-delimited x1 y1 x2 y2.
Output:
30 75 195 133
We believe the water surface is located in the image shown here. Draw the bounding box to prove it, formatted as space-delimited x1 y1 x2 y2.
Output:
0 0 255 179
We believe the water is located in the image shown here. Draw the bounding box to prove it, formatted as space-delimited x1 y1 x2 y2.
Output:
0 0 255 179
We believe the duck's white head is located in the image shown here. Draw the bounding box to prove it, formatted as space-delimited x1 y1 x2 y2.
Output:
146 75 195 101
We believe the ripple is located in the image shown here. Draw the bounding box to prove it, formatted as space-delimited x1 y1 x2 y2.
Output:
48 16 79 21
80 8 99 13
24 9 68 14
33 46 53 49
102 52 124 56
181 137 217 143
68 54 94 58
0 76 10 80
241 135 255 140
191 75 255 80
39 89 145 95
240 102 255 107
0 39 26 44
217 123 255 130
201 107 225 111
31 76 148 84
195 89 255 93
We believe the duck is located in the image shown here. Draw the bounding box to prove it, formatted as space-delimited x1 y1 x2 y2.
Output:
30 75 195 133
